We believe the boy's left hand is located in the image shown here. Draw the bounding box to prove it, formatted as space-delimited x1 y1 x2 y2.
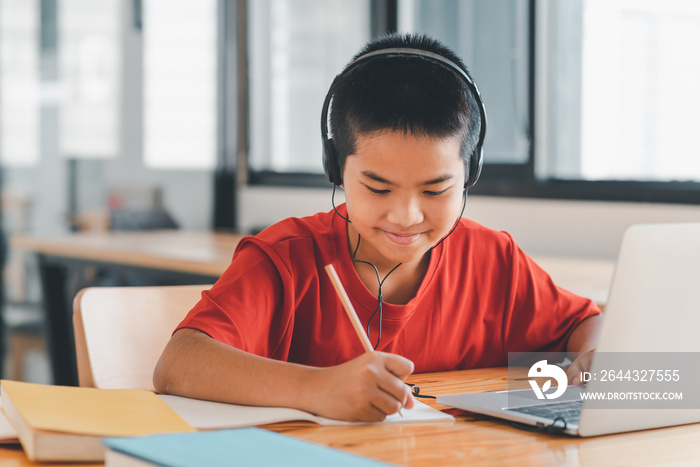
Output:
566 350 595 385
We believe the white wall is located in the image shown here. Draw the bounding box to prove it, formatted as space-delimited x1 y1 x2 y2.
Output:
240 186 700 260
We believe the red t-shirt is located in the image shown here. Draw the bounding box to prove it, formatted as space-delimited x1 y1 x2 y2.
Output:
177 205 600 372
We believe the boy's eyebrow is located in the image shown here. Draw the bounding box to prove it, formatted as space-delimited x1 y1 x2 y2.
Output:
361 170 396 186
361 170 454 186
420 174 454 185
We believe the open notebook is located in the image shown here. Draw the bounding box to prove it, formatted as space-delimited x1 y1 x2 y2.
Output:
158 395 454 428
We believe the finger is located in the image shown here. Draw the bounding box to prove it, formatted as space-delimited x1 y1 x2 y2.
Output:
566 361 584 385
375 370 413 409
381 353 415 380
356 403 389 423
375 357 411 390
405 393 415 410
368 387 405 417
568 351 595 385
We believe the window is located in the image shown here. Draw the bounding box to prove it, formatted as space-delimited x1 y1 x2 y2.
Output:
245 0 700 204
59 0 121 159
0 0 40 166
543 0 700 182
399 0 531 166
247 0 533 185
248 0 371 174
143 0 218 169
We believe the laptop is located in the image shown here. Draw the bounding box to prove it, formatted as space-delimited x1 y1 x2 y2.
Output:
437 223 700 437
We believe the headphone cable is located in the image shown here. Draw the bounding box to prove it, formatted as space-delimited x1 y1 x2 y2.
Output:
331 186 466 349
331 183 349 222
351 235 402 350
428 189 467 252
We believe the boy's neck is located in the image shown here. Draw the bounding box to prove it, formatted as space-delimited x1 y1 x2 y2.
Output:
346 223 396 273
346 223 431 304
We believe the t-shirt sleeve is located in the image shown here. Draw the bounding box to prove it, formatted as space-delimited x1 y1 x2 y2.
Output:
175 240 293 359
501 234 601 354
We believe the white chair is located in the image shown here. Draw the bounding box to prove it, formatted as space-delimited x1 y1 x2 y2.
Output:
72 285 209 390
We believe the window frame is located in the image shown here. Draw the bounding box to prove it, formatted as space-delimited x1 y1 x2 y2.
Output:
245 0 700 206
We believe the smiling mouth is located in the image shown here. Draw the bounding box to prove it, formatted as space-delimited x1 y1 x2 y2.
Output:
383 230 422 245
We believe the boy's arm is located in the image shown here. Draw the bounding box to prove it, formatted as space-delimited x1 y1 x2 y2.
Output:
565 313 603 384
153 328 414 422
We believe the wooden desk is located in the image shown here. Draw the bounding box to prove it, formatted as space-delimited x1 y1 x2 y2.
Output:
11 230 242 386
3 368 700 466
11 230 612 386
281 368 700 466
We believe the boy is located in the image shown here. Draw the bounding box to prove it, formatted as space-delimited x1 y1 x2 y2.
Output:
154 34 601 422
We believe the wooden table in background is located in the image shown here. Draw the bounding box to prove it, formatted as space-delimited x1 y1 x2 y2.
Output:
10 230 613 386
10 230 242 386
3 368 700 466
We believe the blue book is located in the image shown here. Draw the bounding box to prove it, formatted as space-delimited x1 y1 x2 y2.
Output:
103 428 390 467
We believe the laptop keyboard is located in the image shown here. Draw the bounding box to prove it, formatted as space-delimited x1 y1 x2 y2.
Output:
509 400 583 425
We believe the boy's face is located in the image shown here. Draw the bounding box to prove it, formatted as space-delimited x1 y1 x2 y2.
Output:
342 130 465 269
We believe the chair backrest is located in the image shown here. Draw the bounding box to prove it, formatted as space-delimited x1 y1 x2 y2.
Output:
73 285 209 390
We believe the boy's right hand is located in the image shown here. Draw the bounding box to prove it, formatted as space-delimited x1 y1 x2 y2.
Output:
308 352 415 422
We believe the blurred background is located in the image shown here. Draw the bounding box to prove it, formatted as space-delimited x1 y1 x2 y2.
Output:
1 0 699 383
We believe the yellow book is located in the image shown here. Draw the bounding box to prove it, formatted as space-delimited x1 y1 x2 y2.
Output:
0 380 194 462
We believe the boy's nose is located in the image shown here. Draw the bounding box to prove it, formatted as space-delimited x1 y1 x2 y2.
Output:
386 197 424 227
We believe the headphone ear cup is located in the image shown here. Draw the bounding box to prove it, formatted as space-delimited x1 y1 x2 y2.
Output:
465 146 484 188
323 138 342 185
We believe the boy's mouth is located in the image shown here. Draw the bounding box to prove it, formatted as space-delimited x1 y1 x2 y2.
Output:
382 230 422 245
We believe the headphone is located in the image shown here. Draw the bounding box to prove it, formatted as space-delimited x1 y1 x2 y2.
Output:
321 47 487 188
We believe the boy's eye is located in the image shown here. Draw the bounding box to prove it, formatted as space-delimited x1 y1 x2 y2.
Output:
424 188 449 196
365 185 390 195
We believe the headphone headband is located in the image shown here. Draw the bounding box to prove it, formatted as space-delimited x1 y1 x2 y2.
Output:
321 47 487 187
347 48 472 82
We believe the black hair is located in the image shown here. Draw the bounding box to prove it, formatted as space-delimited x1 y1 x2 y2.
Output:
328 33 481 179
